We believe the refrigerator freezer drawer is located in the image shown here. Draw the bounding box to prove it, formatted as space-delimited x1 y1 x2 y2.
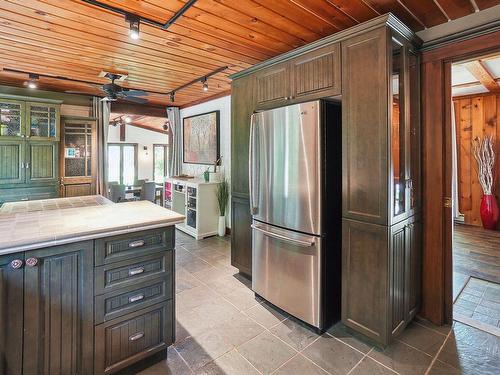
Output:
252 221 323 328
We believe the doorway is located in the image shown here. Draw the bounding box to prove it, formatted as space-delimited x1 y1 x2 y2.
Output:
451 53 500 334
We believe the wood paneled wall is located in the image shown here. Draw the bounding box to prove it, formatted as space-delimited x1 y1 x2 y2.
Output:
454 94 500 226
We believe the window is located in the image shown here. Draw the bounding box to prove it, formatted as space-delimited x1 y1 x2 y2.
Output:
107 143 138 185
153 144 169 183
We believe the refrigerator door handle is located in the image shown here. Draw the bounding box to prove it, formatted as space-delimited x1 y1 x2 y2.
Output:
249 114 259 214
251 224 315 247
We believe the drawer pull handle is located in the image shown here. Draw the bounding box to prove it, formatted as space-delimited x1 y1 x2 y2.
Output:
128 267 145 276
10 259 24 269
128 240 145 248
129 332 144 342
128 294 145 303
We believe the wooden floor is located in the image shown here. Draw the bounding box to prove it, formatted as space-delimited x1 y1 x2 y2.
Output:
453 224 500 285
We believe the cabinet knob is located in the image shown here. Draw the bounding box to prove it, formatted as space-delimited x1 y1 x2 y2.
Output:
10 259 24 269
26 257 39 267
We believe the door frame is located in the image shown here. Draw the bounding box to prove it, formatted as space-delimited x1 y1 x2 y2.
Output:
420 30 500 325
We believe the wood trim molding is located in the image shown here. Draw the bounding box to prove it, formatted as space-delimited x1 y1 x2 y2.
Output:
230 13 420 79
111 102 167 117
420 31 500 325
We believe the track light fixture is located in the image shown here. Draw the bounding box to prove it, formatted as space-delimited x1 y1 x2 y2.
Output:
26 73 39 89
201 77 208 92
170 92 175 103
126 14 140 40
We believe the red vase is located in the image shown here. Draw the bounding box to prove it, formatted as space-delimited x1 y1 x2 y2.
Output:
480 194 499 230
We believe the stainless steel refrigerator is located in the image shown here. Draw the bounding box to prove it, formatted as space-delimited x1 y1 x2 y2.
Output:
249 100 342 330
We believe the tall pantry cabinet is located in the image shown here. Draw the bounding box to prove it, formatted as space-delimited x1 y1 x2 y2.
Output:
230 14 422 345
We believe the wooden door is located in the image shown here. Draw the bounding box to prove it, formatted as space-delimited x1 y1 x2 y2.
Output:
0 253 24 375
0 141 25 185
255 62 290 109
59 119 97 197
290 43 341 101
23 241 94 375
26 141 58 184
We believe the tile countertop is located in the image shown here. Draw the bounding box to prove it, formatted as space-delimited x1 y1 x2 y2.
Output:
0 199 185 255
0 195 112 214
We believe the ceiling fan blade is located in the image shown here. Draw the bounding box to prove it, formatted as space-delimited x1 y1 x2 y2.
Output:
122 96 148 104
123 89 148 97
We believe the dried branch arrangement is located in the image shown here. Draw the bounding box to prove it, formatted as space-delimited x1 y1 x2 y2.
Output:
472 135 496 195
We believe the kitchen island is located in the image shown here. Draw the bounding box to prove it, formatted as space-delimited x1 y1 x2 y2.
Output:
0 196 184 374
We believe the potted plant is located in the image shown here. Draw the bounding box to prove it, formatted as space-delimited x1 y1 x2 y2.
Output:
216 178 229 237
473 135 498 230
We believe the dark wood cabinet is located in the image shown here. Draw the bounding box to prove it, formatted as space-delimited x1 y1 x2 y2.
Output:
0 227 175 374
231 74 256 276
23 241 94 375
231 195 253 276
341 28 389 225
255 63 290 108
0 254 24 375
230 15 422 345
255 43 341 110
290 43 341 102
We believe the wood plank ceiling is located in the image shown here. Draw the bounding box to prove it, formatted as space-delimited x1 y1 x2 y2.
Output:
0 0 497 108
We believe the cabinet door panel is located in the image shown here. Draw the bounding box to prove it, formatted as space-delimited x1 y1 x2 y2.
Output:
0 141 25 184
0 99 25 139
0 254 24 375
26 142 58 183
406 217 421 319
390 222 407 335
342 219 388 344
26 103 60 141
23 241 93 375
291 43 341 100
231 195 252 276
255 63 290 108
231 75 255 196
342 28 389 225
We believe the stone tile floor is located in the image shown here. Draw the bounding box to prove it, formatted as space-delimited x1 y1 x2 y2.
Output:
454 277 500 329
139 231 500 375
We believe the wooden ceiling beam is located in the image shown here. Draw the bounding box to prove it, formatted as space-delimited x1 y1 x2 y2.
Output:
127 122 168 135
464 61 500 93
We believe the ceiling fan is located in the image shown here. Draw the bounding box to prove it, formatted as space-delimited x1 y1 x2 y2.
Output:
100 73 149 104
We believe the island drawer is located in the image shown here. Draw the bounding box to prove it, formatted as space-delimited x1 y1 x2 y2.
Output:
95 276 172 324
95 301 173 374
95 251 173 295
95 227 175 266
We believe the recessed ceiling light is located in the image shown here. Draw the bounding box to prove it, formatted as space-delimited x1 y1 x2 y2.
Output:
125 116 132 123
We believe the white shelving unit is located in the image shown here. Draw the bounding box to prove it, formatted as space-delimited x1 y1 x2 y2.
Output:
165 178 219 239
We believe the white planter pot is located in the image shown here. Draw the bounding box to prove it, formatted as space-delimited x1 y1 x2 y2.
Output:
218 216 226 237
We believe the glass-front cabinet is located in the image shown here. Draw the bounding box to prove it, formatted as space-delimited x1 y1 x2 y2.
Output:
0 97 60 140
27 102 60 140
390 36 420 224
0 99 25 138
